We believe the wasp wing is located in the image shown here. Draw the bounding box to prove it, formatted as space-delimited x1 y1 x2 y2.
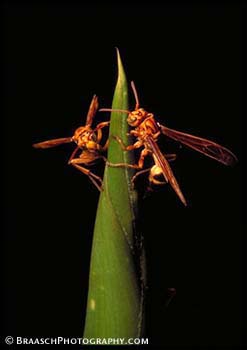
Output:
32 137 72 149
86 95 99 126
159 124 237 166
147 136 187 206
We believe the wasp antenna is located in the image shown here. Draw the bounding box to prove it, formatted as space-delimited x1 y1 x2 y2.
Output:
130 81 140 109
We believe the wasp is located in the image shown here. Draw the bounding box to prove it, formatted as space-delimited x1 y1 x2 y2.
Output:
33 95 110 191
99 81 237 206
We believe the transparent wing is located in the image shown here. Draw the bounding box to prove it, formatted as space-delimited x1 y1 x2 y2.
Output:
159 124 237 166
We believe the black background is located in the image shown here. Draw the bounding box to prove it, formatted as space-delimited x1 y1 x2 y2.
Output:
3 1 246 349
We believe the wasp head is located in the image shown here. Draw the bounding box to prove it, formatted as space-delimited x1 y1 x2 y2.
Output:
72 125 96 148
127 108 152 127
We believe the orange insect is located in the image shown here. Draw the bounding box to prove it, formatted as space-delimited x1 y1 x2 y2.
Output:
100 81 237 206
33 95 109 191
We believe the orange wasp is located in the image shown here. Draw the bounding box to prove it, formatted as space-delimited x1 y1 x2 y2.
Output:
100 81 237 206
33 95 110 191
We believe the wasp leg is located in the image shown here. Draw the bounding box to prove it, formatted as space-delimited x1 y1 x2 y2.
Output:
69 158 103 191
106 162 140 169
94 121 110 144
130 168 151 188
165 153 177 162
107 148 151 189
112 135 143 151
152 130 161 139
101 138 109 152
94 121 110 131
68 146 80 163
106 146 149 170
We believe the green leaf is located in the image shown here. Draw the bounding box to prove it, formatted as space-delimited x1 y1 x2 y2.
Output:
83 49 145 338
